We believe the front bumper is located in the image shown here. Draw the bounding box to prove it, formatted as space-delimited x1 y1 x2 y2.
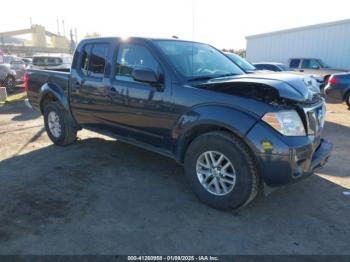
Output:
246 121 332 186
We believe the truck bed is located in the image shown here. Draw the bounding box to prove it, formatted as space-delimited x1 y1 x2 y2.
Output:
26 69 70 112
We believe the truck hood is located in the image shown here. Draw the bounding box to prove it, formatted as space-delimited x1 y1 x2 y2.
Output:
196 73 320 103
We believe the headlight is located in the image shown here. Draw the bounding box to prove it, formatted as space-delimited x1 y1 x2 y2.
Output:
262 110 306 136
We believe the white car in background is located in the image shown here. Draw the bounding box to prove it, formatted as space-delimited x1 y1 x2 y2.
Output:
29 54 72 71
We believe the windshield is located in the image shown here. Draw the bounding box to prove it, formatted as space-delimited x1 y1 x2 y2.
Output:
225 53 256 72
316 59 327 68
154 40 244 80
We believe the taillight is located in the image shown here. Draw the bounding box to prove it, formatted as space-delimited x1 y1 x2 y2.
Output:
23 72 29 93
328 75 337 85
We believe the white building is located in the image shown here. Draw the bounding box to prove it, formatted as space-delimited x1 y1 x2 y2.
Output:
246 19 350 70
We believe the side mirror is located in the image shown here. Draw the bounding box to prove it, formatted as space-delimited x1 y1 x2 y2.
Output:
132 68 160 84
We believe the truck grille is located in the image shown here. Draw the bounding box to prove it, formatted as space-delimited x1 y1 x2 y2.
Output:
304 102 326 136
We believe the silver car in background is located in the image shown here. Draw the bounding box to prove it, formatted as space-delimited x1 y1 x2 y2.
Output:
0 55 26 91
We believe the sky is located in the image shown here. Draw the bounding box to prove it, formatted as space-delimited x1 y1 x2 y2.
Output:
1 0 350 49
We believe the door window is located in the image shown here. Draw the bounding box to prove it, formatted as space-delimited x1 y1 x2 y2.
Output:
79 43 108 77
115 43 161 82
90 44 108 77
301 59 320 69
80 44 92 75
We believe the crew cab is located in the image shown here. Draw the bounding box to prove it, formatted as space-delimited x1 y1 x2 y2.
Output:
25 37 332 209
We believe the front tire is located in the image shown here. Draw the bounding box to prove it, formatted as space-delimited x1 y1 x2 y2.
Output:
184 131 259 210
44 102 77 146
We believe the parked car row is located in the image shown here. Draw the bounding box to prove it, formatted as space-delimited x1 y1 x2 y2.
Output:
224 52 350 108
0 53 72 92
225 53 323 93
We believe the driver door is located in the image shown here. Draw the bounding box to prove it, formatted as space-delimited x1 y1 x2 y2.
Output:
104 42 174 148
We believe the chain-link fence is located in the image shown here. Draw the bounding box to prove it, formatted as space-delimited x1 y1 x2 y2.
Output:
0 75 16 93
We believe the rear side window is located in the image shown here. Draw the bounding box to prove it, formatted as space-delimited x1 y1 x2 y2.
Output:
90 44 108 77
80 44 92 75
79 43 108 77
289 59 300 69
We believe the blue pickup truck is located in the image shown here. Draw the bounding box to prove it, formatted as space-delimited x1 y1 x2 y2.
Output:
25 37 332 209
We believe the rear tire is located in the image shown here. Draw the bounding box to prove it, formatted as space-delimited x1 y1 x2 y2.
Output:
43 101 77 146
184 131 259 210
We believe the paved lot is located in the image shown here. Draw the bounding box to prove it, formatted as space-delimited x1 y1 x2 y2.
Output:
0 100 349 255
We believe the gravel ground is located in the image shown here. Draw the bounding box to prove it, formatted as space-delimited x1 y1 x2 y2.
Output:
0 100 349 255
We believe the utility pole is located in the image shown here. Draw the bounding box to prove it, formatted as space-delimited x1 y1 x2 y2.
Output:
75 28 78 43
70 29 75 54
62 20 66 37
57 18 60 35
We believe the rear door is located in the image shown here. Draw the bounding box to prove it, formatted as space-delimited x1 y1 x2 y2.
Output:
69 41 111 125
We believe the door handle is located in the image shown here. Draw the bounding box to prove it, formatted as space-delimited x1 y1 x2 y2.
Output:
75 79 85 86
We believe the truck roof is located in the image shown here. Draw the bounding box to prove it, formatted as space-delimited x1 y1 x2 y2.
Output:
79 36 206 45
289 58 321 60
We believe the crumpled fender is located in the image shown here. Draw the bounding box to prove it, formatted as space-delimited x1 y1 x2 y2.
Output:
173 104 259 160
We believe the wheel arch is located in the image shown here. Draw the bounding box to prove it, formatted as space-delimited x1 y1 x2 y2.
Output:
173 105 259 163
39 82 69 114
39 83 80 129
